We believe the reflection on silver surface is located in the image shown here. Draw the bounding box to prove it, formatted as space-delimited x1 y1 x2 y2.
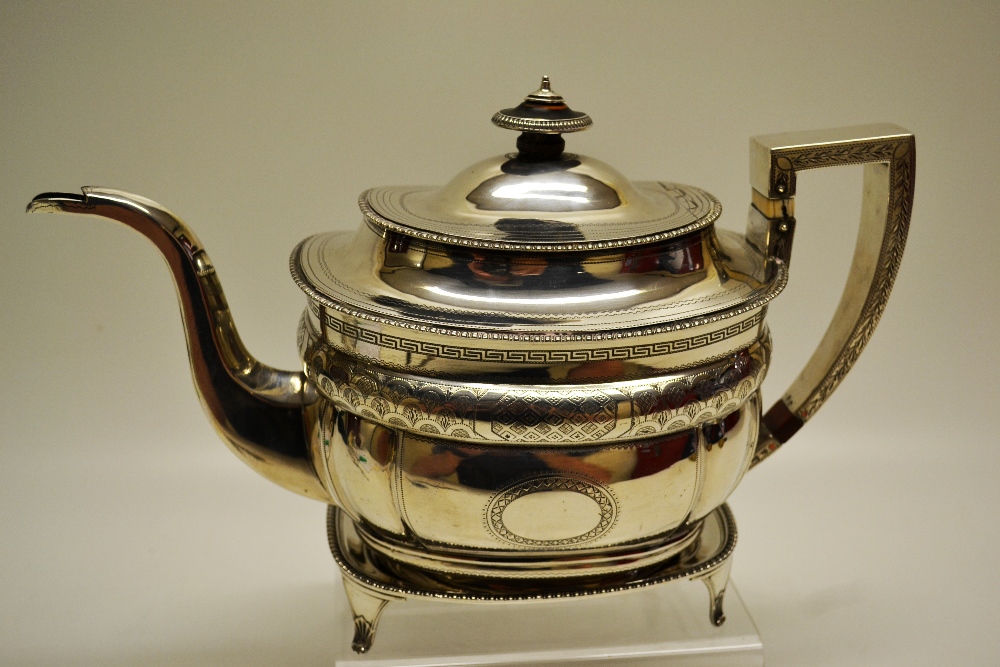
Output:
293 224 778 325
319 394 757 564
490 181 590 204
27 79 915 655
361 175 720 251
306 335 769 443
422 285 644 306
467 164 621 212
28 188 332 503
327 502 737 651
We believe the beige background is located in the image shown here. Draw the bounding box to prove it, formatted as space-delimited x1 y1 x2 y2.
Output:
2 1 999 665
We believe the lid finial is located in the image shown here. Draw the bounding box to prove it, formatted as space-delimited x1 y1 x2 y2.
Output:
492 77 592 134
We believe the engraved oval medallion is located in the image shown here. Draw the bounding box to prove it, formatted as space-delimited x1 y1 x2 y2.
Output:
501 490 602 542
485 474 618 547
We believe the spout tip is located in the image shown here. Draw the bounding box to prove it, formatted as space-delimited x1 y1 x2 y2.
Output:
26 190 87 214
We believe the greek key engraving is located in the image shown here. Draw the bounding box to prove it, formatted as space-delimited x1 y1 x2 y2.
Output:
324 311 763 364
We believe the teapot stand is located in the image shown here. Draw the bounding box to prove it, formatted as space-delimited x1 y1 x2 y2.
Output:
326 504 737 654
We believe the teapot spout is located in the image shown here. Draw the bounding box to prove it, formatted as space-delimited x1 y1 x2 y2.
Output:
28 187 333 503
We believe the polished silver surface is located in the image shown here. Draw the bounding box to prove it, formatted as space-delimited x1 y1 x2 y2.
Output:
328 503 737 653
27 188 333 503
302 301 769 381
292 222 780 335
291 214 783 385
360 177 721 251
305 335 768 444
361 79 721 251
313 391 759 557
26 81 914 657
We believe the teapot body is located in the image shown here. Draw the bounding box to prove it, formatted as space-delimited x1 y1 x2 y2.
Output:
304 389 762 576
27 79 914 652
294 218 776 574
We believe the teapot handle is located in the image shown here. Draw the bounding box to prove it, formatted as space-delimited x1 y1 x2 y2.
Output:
747 124 915 468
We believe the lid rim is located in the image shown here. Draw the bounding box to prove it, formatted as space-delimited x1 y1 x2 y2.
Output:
358 182 723 253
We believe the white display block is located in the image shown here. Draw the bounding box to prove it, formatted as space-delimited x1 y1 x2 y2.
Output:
332 579 762 667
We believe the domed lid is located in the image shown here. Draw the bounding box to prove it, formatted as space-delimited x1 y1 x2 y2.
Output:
291 79 786 354
361 77 721 252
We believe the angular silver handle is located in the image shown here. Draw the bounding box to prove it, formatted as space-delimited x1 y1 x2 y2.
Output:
747 124 916 467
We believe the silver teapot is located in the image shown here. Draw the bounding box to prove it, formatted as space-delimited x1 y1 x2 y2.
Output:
29 78 914 653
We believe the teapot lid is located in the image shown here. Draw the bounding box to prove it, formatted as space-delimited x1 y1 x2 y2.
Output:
360 78 721 252
291 79 785 351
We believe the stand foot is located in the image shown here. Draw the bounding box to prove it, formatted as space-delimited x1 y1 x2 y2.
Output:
695 554 733 626
341 577 401 653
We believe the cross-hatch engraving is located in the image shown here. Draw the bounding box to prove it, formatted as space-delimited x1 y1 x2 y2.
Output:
491 391 617 442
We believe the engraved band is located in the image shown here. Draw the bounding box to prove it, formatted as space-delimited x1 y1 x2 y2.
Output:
307 335 769 445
